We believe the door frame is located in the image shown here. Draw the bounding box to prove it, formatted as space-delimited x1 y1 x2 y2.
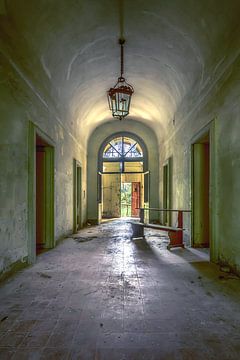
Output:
190 120 218 261
162 157 172 226
28 122 55 264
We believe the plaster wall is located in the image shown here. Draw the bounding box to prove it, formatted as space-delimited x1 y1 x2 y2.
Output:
87 120 159 223
158 52 240 273
217 112 240 273
0 81 28 273
0 54 87 276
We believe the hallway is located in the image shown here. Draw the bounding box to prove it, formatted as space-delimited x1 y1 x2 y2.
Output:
0 220 239 360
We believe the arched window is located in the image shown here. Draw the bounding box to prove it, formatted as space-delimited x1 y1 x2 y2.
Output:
99 133 147 173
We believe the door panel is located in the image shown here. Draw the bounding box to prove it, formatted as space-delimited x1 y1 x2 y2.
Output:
102 174 121 218
76 166 82 229
73 160 82 232
36 149 46 250
131 182 140 217
193 143 210 247
36 142 54 252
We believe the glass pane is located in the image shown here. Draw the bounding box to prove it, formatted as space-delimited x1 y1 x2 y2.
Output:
124 162 143 172
103 162 122 173
109 137 123 155
103 143 121 158
123 137 143 157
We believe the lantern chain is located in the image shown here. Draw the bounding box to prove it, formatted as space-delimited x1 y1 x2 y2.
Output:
119 38 125 78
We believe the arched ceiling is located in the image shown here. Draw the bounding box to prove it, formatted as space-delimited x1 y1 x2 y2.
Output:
1 0 240 145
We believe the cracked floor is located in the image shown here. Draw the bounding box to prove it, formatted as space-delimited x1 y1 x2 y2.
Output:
0 219 240 359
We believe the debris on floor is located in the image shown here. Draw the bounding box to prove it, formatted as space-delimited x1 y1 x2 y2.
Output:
73 236 98 243
0 316 8 322
38 272 52 279
220 265 231 273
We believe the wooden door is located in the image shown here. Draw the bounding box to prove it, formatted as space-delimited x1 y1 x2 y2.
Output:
36 135 54 254
102 174 121 218
76 165 82 229
192 142 210 247
36 148 46 252
131 182 140 217
73 160 82 232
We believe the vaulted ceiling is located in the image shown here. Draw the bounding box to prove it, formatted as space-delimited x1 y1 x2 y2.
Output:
1 0 240 145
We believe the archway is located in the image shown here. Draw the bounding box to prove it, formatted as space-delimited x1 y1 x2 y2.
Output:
87 119 159 225
98 132 149 221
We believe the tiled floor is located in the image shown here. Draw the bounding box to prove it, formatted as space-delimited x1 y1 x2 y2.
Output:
0 219 240 359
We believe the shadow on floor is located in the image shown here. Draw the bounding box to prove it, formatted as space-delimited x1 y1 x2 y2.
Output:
131 238 152 252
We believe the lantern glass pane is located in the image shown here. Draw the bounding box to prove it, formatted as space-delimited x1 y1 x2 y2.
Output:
112 97 117 111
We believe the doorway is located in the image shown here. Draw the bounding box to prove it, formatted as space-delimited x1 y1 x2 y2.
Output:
73 160 82 232
121 182 131 217
98 133 148 222
36 134 54 254
102 174 143 219
120 180 141 217
192 132 210 248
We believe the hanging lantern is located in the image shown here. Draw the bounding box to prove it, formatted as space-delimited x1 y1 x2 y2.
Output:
107 39 134 120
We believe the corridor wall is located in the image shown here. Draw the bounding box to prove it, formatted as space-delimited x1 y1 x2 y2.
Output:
0 54 87 277
159 46 240 273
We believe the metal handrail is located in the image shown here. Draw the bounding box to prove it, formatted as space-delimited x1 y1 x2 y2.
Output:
138 207 191 212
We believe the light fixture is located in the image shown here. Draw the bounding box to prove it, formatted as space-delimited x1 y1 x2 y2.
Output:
107 38 134 121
